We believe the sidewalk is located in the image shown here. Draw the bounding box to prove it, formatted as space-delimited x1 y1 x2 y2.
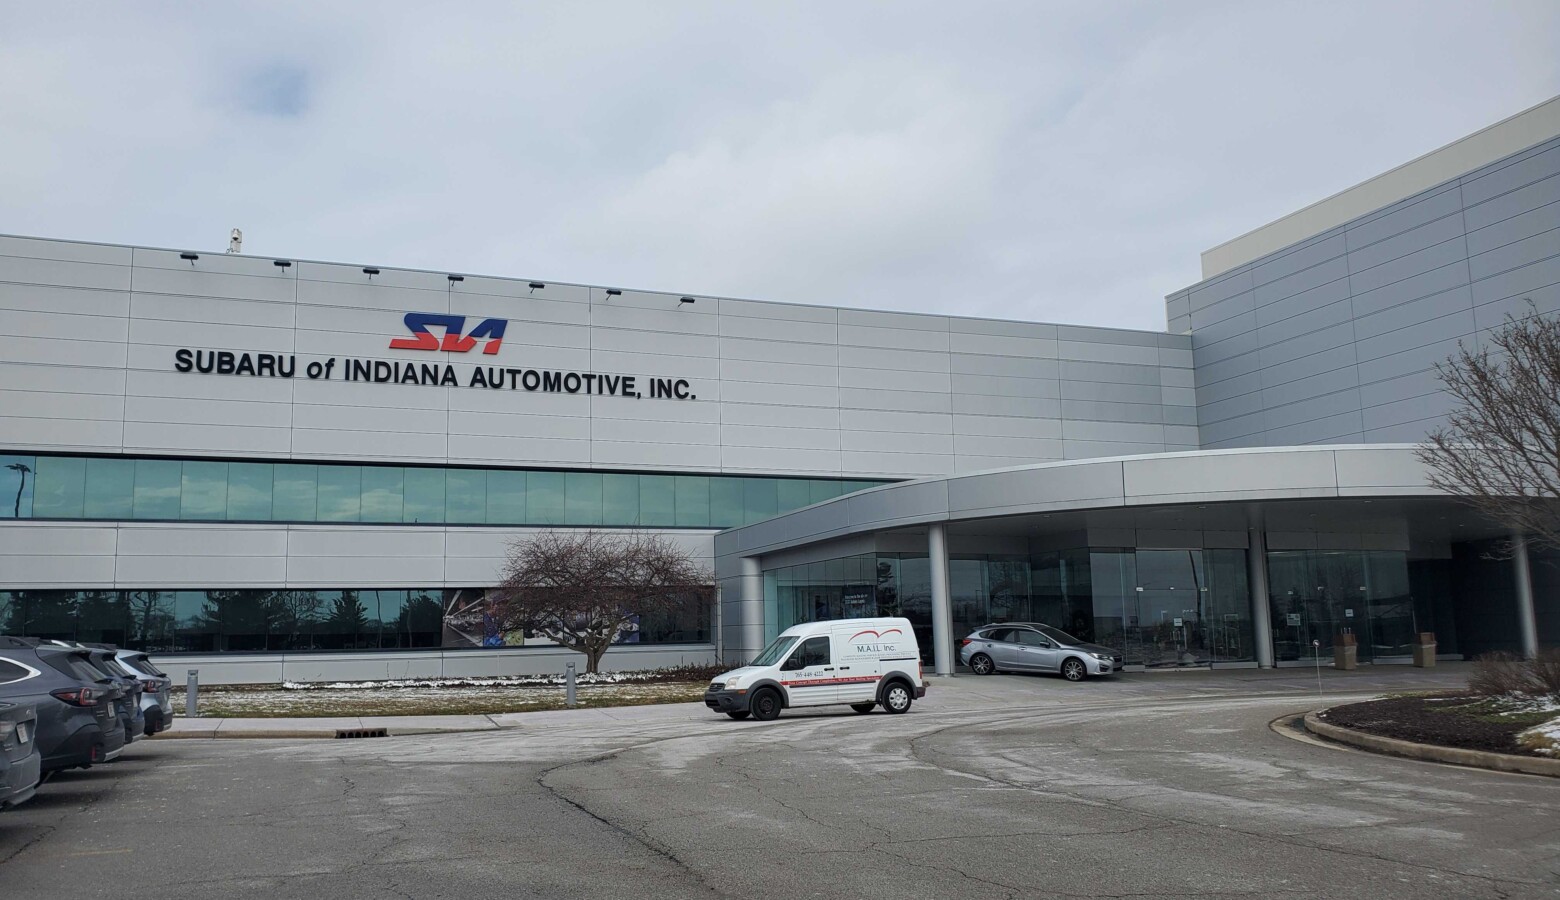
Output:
156 662 1473 739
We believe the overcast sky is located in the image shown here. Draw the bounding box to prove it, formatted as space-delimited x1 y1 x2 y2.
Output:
2 3 1556 331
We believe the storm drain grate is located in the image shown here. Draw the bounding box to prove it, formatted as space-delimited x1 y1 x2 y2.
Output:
334 728 389 739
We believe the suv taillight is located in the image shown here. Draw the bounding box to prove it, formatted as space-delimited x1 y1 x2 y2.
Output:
141 680 162 693
51 686 98 707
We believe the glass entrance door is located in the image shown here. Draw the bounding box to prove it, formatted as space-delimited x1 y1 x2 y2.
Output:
1266 550 1380 664
1132 550 1210 667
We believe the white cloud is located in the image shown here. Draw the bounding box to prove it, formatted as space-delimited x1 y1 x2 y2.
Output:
0 1 1554 332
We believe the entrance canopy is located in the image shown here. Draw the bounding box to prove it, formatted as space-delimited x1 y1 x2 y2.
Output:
714 446 1537 672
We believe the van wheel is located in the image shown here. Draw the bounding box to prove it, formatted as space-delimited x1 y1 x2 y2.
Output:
850 702 876 714
882 683 912 714
969 653 996 675
751 688 782 721
726 711 750 720
1061 658 1088 682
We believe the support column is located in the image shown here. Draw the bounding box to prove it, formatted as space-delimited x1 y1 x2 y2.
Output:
1512 533 1540 660
1248 527 1275 668
928 523 954 677
739 556 766 662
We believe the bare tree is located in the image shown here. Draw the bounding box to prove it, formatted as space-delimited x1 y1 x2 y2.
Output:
1418 303 1560 553
490 531 712 673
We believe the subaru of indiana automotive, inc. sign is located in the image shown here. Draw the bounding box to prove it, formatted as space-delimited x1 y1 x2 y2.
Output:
171 311 697 401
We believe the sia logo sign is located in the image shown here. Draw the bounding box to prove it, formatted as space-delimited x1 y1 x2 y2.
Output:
171 309 697 401
388 313 507 355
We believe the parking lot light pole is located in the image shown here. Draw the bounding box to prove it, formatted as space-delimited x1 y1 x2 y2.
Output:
186 669 199 718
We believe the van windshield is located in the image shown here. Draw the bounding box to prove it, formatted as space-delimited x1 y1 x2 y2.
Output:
751 636 800 668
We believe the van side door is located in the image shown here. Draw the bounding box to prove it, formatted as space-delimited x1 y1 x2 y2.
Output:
832 628 882 703
779 636 837 707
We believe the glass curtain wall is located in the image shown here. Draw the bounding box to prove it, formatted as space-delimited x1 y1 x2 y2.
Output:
764 548 1253 667
1265 550 1414 662
0 588 709 654
0 453 888 529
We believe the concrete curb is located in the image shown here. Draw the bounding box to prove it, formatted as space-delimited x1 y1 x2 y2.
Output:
151 715 507 740
1303 711 1560 777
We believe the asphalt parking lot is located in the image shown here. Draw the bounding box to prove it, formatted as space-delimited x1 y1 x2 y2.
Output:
3 666 1557 899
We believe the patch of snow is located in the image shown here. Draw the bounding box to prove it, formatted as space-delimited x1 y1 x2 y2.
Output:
1518 715 1560 756
277 672 661 691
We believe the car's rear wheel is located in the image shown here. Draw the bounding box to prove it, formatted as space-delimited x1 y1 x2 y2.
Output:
726 710 751 720
969 653 996 676
850 702 876 714
882 683 913 714
1061 657 1088 682
751 688 782 721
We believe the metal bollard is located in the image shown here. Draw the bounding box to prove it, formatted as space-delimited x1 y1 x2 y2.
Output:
565 662 577 708
186 669 199 718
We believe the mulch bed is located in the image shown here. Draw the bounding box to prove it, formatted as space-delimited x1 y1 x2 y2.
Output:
1320 695 1544 757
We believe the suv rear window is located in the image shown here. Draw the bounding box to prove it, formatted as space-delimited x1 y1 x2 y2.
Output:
0 659 33 684
42 653 109 684
123 656 165 677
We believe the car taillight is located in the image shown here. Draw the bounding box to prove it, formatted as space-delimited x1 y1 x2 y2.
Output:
141 680 161 693
51 687 98 707
960 639 972 646
0 720 14 743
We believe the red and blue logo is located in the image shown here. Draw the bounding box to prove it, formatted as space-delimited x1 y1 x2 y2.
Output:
389 313 507 355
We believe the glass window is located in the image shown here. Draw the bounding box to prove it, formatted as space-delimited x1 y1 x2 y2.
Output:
446 469 488 524
75 590 129 645
809 480 840 505
527 471 565 524
180 461 229 520
674 476 709 527
83 457 134 518
0 455 35 518
313 590 375 650
776 479 812 514
564 472 603 526
403 468 445 523
793 635 830 667
173 590 220 653
226 463 273 520
360 467 405 523
603 474 639 526
271 464 319 521
31 456 86 518
752 635 798 667
708 477 743 528
487 470 526 524
132 459 182 519
638 475 675 526
126 590 176 652
315 466 361 522
742 478 779 525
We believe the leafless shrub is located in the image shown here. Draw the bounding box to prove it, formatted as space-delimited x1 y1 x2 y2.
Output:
1528 648 1560 699
1468 651 1531 696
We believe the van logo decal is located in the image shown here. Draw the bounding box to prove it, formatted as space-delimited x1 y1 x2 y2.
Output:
848 628 902 641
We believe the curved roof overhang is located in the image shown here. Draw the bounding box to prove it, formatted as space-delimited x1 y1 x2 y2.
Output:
715 445 1453 563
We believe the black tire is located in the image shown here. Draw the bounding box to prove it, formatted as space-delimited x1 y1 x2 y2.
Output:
751 688 782 721
1061 657 1088 682
850 702 876 714
969 653 996 676
726 710 750 720
882 682 913 714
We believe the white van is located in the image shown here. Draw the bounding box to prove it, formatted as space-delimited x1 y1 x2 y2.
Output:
704 617 926 721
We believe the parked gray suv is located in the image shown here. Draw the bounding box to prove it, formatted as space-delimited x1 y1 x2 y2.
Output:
0 637 127 772
959 623 1123 681
0 697 41 809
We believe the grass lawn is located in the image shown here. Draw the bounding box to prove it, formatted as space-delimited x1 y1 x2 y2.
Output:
174 682 707 718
